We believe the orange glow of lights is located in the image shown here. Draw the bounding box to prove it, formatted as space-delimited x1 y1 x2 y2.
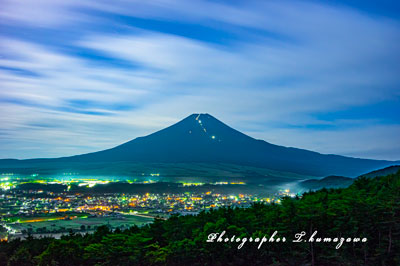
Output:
191 197 202 201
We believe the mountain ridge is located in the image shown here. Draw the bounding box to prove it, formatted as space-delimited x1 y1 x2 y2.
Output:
0 113 397 177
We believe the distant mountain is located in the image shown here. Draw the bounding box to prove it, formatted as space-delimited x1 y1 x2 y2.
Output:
300 175 354 190
359 165 400 178
0 114 397 177
299 165 400 191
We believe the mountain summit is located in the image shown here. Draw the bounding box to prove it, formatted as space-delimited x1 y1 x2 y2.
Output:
0 114 397 177
75 113 255 162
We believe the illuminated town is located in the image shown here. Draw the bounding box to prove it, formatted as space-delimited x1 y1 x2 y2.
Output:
0 173 296 241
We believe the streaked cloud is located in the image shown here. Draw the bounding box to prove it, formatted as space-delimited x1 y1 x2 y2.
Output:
0 0 399 159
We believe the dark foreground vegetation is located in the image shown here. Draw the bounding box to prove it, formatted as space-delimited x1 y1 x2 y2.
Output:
1 171 399 266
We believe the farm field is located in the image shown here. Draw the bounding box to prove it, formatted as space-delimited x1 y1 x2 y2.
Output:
7 213 154 237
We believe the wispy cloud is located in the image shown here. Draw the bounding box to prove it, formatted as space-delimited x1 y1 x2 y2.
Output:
0 0 399 159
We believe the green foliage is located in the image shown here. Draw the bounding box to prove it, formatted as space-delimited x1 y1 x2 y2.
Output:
1 171 399 265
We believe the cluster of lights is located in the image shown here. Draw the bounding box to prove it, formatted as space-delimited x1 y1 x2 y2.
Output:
182 182 204 187
0 177 14 191
77 180 110 188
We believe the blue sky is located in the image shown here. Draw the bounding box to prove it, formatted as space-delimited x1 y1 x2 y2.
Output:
0 0 399 160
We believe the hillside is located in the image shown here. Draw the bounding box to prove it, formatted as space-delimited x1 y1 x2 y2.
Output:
300 175 354 190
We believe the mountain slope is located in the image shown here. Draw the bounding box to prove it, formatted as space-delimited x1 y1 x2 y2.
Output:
299 165 400 191
300 175 354 190
0 114 397 177
360 165 400 178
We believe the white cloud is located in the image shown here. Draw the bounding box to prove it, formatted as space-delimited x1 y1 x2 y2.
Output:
0 0 399 159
